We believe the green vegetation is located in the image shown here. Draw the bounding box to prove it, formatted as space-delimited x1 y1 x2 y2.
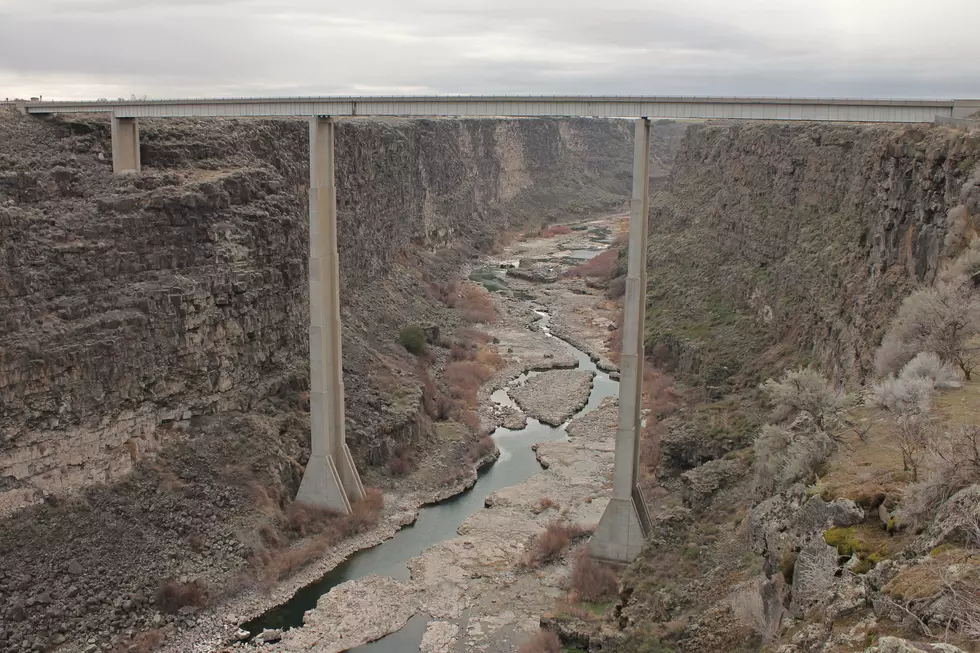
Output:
398 325 427 355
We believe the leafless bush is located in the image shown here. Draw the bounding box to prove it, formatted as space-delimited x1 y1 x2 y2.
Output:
895 415 933 482
458 285 496 323
899 352 962 389
539 224 573 238
445 361 495 407
521 521 594 568
753 424 835 495
467 435 496 461
763 368 845 430
569 548 619 602
730 583 784 644
109 628 167 653
898 425 980 527
563 249 619 280
450 344 475 361
519 630 562 653
874 275 980 380
870 376 933 416
155 580 206 614
532 497 559 514
793 544 838 608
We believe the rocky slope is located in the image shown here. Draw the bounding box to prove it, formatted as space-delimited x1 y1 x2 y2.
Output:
607 122 980 653
644 122 980 392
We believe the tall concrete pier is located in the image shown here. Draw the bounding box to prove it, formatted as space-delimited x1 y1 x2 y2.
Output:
296 116 365 512
589 118 654 564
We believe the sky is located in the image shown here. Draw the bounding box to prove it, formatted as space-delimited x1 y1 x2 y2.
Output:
1 0 979 101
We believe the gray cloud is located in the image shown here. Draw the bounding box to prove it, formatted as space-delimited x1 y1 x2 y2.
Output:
0 0 978 100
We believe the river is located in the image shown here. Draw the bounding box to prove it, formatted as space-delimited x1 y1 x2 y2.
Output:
243 307 619 650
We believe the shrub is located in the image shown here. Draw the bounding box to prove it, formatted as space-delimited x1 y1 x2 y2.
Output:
564 249 619 280
398 325 427 355
874 277 980 380
347 487 384 534
457 409 482 434
155 580 206 614
792 544 838 608
532 497 559 514
445 361 495 407
763 368 844 430
450 344 475 361
870 376 933 416
458 285 496 323
539 224 573 238
109 629 166 653
899 425 980 527
521 521 594 568
899 352 962 389
753 424 834 495
468 435 496 460
388 445 415 476
570 548 619 602
519 630 562 653
605 276 626 299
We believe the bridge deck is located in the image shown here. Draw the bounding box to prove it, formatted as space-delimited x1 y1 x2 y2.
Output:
22 95 972 123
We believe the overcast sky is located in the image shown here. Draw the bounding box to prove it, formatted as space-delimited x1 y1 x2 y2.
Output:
1 0 978 101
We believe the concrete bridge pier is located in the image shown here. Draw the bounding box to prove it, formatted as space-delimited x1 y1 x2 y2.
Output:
297 116 365 513
589 118 654 564
110 115 140 173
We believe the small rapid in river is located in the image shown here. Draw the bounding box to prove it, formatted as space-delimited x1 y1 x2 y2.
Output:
243 307 619 650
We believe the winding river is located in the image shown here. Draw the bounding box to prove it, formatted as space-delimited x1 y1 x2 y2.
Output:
244 307 619 651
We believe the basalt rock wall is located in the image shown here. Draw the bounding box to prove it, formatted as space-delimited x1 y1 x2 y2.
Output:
0 110 649 514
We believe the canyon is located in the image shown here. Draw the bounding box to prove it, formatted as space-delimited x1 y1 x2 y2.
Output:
2 104 980 653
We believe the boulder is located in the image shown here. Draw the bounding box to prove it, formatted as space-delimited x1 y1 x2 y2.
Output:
917 484 980 553
869 636 967 653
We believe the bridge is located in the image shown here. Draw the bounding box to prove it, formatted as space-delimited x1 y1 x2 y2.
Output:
20 95 980 563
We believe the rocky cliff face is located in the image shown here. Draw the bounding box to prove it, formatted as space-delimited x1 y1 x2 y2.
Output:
645 122 980 390
0 110 641 515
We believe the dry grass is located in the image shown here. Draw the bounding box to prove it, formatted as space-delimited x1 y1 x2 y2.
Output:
563 249 619 280
445 361 495 407
155 580 206 614
519 630 562 653
539 224 573 238
521 521 595 568
569 548 619 602
458 285 496 323
476 345 505 369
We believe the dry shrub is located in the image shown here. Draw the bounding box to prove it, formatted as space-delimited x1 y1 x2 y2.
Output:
450 344 475 361
871 376 933 416
476 346 505 369
284 501 337 537
492 230 519 254
539 224 573 238
564 249 619 280
459 327 494 345
753 424 835 495
252 489 384 586
640 364 681 480
570 548 619 602
458 285 496 323
445 361 495 407
457 409 483 433
519 630 562 653
521 521 594 568
532 497 559 514
899 425 980 527
420 366 456 421
900 352 963 389
348 487 384 534
763 368 845 430
427 280 459 307
155 580 206 614
388 444 415 476
468 435 496 460
606 277 626 299
874 274 980 380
